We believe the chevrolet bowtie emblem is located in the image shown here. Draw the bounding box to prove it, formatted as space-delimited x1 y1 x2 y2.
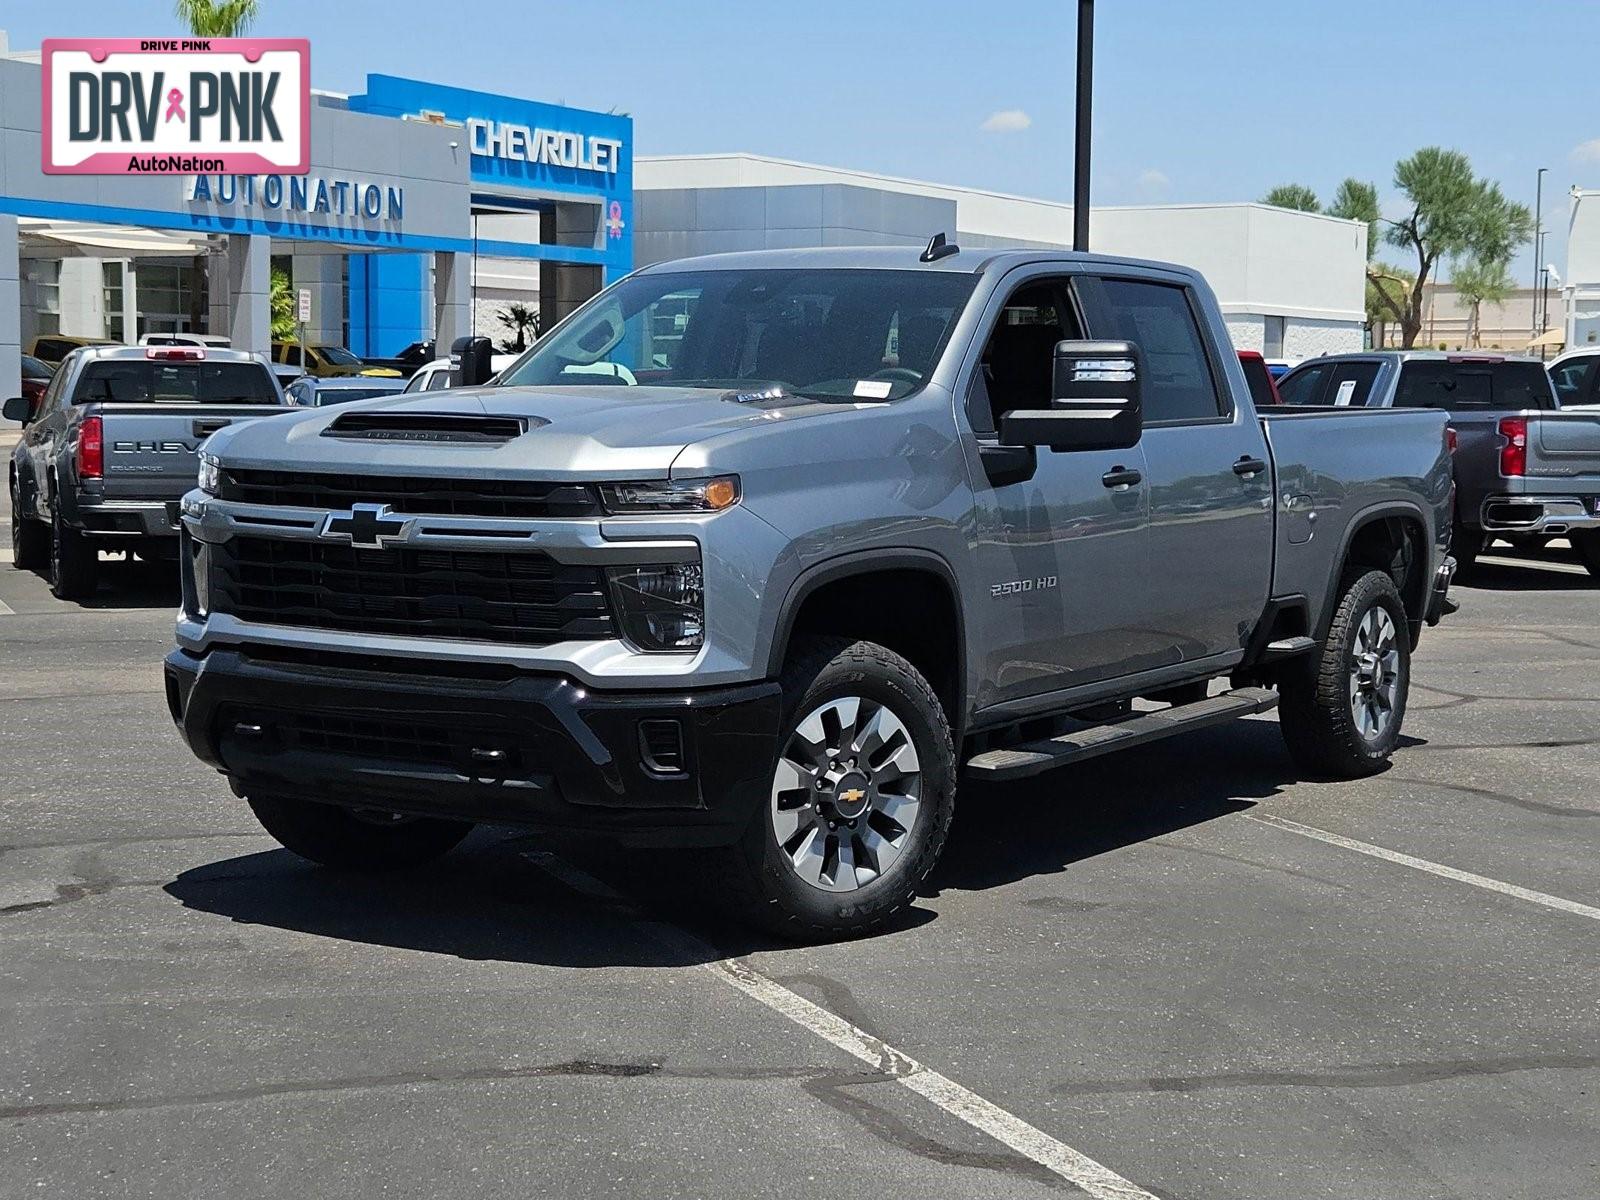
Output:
320 503 413 549
839 788 866 804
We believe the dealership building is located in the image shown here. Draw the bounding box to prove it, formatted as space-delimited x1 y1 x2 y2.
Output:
0 39 631 394
2 30 1368 399
1565 188 1600 352
635 154 1368 358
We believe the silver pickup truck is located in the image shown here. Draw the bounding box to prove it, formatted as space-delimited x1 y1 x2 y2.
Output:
164 245 1456 939
1279 351 1600 578
6 345 288 598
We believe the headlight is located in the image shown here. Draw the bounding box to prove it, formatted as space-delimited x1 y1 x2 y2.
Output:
607 563 704 652
197 452 221 496
600 476 739 514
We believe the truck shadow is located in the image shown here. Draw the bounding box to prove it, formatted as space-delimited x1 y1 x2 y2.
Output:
165 719 1357 964
1459 558 1595 592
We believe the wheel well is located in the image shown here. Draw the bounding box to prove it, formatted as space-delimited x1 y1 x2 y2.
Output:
782 568 962 726
1343 515 1428 625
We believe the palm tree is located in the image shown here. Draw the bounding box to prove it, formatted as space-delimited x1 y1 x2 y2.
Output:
497 303 540 352
175 0 261 36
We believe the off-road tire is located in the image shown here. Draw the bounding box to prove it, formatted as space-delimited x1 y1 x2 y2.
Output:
246 793 475 871
10 481 48 571
1279 569 1410 778
49 505 98 600
1572 530 1600 580
723 637 956 941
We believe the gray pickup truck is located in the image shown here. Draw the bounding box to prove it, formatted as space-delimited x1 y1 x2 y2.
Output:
164 245 1456 938
1278 351 1600 578
6 345 288 598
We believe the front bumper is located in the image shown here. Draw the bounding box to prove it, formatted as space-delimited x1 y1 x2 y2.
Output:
1478 494 1600 536
164 646 783 847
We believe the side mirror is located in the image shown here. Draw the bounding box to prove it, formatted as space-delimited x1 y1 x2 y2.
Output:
999 339 1143 452
3 396 31 424
450 336 494 387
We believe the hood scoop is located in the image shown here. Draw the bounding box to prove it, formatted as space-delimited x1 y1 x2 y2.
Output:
322 412 542 444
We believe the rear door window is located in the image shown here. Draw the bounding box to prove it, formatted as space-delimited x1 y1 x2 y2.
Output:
1088 278 1223 422
1277 361 1333 406
1325 361 1382 407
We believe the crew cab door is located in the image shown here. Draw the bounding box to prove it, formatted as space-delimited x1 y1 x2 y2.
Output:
1078 275 1273 665
959 271 1152 709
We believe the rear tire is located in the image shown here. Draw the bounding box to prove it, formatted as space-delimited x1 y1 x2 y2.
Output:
246 793 474 872
48 505 98 600
10 481 48 571
1279 569 1410 778
722 637 955 941
1572 530 1600 580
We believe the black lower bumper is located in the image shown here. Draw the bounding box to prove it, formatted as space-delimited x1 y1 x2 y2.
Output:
164 646 783 847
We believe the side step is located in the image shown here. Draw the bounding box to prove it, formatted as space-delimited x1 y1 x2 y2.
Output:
1261 635 1316 661
964 686 1279 782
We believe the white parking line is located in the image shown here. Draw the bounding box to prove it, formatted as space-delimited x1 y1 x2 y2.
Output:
525 850 1157 1200
0 599 14 616
1248 814 1600 921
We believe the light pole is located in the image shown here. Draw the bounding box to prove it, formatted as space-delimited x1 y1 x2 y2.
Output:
1533 167 1547 342
1073 0 1094 252
1536 230 1549 358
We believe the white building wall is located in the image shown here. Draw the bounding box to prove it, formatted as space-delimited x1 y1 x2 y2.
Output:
1566 189 1600 351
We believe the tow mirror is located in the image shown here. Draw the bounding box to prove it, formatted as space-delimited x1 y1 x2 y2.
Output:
3 396 31 424
450 336 494 387
999 339 1143 452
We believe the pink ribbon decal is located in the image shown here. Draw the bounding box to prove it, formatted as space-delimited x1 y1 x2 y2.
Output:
164 88 185 123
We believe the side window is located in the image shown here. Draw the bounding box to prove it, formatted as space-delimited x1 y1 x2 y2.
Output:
401 369 429 395
1093 279 1223 422
1551 359 1596 406
971 278 1082 433
284 345 303 367
1325 361 1382 407
1277 362 1331 406
37 360 71 416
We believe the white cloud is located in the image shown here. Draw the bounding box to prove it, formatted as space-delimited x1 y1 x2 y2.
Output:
980 109 1032 134
1571 138 1600 166
1136 168 1170 196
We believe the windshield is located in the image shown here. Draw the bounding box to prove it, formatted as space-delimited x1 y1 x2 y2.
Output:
318 345 363 366
72 361 280 405
315 387 398 406
499 268 977 401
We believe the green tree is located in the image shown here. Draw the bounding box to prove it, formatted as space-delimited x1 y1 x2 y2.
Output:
1451 256 1515 348
496 302 540 353
1261 183 1320 212
268 266 296 339
174 0 260 35
1380 147 1532 347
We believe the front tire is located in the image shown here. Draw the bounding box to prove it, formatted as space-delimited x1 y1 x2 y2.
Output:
1279 569 1410 778
724 637 955 941
49 505 98 600
10 481 48 571
246 793 475 871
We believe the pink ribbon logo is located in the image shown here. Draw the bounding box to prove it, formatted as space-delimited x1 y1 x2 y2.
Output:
164 88 185 123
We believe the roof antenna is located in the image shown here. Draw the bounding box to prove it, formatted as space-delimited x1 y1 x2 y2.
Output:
920 232 959 263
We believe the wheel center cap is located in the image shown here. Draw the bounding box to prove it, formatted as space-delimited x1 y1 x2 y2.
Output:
832 772 872 820
1358 652 1383 690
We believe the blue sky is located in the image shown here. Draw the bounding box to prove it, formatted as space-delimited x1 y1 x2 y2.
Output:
7 0 1599 281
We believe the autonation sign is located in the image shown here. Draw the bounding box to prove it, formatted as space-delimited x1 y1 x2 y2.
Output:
42 38 310 175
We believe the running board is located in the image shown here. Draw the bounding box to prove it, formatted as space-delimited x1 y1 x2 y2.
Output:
1261 635 1316 660
964 686 1279 782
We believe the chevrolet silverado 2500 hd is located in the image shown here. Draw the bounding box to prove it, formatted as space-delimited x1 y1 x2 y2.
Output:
165 245 1456 938
7 345 288 599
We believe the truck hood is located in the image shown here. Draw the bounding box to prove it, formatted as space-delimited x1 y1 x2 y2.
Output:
208 384 861 478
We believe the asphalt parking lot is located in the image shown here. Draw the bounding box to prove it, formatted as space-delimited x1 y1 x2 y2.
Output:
3 458 1598 1199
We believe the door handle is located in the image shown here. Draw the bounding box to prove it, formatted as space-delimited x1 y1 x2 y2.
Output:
1101 466 1143 491
1233 456 1268 478
193 419 231 438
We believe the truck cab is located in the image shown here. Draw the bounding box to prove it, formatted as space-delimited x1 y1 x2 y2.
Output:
163 245 1455 939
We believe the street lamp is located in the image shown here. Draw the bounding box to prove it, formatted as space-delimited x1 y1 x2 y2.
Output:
1073 0 1094 252
1533 167 1547 341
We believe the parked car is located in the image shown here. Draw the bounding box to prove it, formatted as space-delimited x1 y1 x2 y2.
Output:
1279 351 1600 577
166 244 1455 939
5 345 290 599
1238 350 1282 406
17 354 55 416
1548 346 1600 408
27 334 118 365
285 375 409 407
359 339 437 377
271 341 399 379
400 353 520 394
139 332 232 349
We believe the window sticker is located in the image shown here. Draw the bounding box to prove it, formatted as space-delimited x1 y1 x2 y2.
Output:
1334 378 1358 406
853 379 894 399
